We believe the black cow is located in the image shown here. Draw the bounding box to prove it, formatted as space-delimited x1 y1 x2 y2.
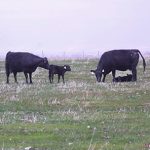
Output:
91 49 146 82
5 51 49 84
113 74 133 82
49 65 71 83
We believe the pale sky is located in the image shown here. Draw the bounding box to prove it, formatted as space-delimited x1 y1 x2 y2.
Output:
0 0 150 58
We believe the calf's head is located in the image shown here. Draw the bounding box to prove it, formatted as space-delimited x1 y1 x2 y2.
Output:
64 65 71 71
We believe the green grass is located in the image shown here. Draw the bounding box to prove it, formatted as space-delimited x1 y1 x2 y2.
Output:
0 59 150 150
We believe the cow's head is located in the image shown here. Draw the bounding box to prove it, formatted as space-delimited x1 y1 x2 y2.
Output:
39 57 49 69
64 65 71 71
90 69 102 82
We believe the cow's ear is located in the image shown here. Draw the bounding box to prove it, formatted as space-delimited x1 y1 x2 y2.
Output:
90 70 96 74
43 57 48 63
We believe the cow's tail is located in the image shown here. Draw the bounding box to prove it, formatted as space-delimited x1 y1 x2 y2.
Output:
135 49 146 72
5 61 9 75
5 52 11 76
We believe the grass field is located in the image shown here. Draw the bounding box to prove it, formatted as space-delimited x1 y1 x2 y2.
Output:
0 58 150 150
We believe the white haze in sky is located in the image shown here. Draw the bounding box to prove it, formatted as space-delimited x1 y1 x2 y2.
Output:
0 0 150 58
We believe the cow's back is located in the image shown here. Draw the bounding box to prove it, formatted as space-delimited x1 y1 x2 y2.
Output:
6 52 27 72
99 50 139 71
5 52 22 72
5 52 41 72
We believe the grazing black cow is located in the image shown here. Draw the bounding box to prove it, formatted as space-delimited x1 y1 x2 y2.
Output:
49 65 71 83
5 51 49 84
91 49 146 82
113 74 133 82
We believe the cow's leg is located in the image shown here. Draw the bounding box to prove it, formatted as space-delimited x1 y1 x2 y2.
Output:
112 70 116 81
102 74 106 82
29 73 33 84
13 72 18 83
132 68 137 81
6 71 10 84
24 72 28 83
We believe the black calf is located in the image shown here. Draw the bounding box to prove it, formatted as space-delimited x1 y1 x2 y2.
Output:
49 65 71 83
113 74 133 82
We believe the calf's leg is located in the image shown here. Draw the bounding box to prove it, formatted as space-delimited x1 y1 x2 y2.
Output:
58 75 60 83
49 73 52 83
62 74 65 83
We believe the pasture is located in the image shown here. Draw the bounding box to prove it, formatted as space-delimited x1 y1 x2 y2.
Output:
0 58 150 150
